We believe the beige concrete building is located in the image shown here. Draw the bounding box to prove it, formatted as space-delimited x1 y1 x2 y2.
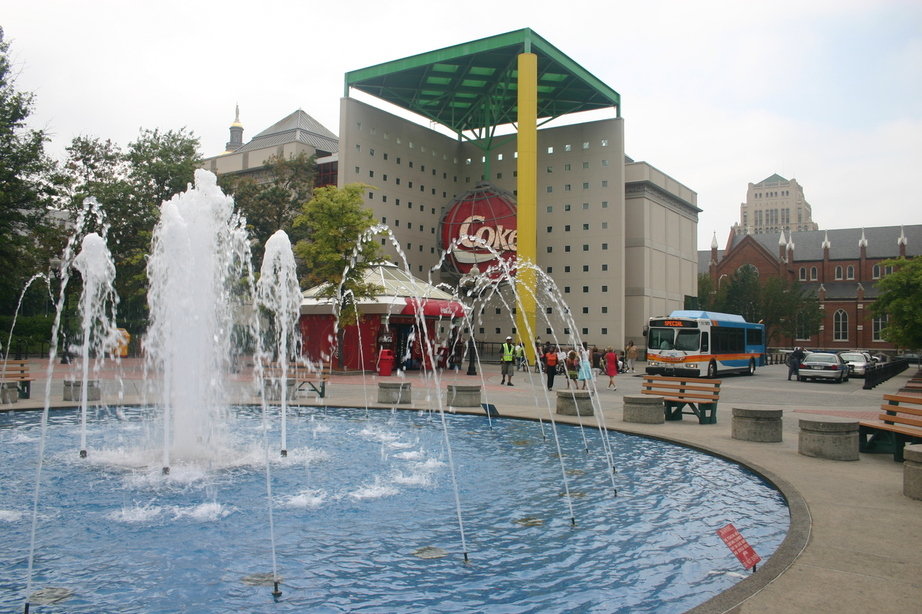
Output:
735 173 818 236
203 30 700 353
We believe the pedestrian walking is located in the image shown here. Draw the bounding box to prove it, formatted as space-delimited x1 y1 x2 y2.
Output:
625 341 638 373
788 347 806 380
543 344 559 390
603 346 619 389
500 336 516 386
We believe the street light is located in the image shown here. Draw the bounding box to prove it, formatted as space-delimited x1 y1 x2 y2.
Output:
459 263 483 376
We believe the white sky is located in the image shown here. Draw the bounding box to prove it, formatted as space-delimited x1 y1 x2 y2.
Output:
5 0 921 247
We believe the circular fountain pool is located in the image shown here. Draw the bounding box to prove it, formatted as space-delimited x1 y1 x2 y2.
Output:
1 406 788 613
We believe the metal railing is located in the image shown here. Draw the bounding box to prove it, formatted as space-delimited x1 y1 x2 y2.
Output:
863 358 910 390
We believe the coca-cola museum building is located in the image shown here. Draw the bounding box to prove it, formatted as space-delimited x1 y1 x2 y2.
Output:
205 29 701 358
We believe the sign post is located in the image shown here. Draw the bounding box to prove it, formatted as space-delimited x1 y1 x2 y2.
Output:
716 523 762 572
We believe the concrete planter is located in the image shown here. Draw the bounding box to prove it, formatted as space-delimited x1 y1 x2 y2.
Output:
622 395 664 424
903 444 922 500
732 407 783 442
1 382 18 404
556 390 593 416
63 379 101 402
446 384 481 407
798 416 859 461
378 381 411 404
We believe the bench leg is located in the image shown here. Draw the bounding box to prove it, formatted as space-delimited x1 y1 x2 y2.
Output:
699 403 717 425
664 402 684 421
19 380 31 399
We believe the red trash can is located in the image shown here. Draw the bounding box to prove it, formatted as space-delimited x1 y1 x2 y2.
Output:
378 349 394 376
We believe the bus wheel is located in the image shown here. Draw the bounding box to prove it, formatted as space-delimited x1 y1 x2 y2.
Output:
746 359 756 376
707 361 717 378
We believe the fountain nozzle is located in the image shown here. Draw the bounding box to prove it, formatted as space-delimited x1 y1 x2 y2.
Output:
272 581 282 599
162 466 170 475
79 449 87 458
280 449 287 458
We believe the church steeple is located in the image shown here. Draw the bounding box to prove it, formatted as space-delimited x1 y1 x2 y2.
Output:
225 104 244 152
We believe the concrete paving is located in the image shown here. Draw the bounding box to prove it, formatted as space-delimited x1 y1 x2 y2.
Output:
3 359 920 613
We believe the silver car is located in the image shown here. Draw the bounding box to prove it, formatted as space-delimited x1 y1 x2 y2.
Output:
839 351 872 376
798 352 849 383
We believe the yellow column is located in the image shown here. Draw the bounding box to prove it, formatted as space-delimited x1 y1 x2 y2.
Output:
515 52 538 363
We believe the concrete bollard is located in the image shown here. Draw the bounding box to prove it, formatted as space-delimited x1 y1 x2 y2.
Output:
263 378 296 402
732 407 783 442
378 381 411 404
446 384 481 407
63 379 101 402
903 444 922 500
622 395 664 424
556 390 593 416
1 382 19 404
798 416 859 461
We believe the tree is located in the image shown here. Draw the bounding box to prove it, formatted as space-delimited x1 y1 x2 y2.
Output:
293 184 383 367
759 276 822 345
0 27 60 314
58 130 202 332
220 152 316 262
872 257 922 350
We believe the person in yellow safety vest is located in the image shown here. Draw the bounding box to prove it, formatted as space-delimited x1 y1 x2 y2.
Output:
514 342 526 371
500 336 516 386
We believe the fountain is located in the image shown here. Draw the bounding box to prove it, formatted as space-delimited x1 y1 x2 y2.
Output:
0 170 791 613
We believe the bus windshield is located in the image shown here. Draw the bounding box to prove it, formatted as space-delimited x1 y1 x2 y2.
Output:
649 327 700 352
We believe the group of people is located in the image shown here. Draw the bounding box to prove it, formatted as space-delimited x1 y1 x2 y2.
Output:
504 341 639 391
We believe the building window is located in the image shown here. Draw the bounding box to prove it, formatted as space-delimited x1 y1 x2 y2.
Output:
601 201 608 208
564 266 571 272
601 139 608 147
582 286 589 293
565 224 571 232
834 309 848 341
601 264 608 271
872 264 880 279
582 265 589 272
799 267 806 281
564 184 571 192
601 180 608 187
582 244 589 251
582 307 589 314
835 266 843 280
846 265 855 280
546 226 553 233
872 314 888 342
546 246 553 253
810 267 818 281
601 328 608 335
564 286 570 293
565 245 571 252
601 285 608 292
601 306 608 314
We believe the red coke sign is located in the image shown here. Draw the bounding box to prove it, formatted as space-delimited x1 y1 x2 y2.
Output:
440 183 517 276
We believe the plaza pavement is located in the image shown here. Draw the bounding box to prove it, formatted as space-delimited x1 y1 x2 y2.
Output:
3 358 920 613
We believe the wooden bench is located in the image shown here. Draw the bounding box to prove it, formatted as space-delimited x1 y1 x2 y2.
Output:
640 375 722 424
859 394 922 462
0 359 33 399
264 364 329 399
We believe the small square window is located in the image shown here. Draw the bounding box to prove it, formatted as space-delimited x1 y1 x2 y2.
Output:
547 146 554 154
546 266 553 273
582 142 589 150
564 266 571 273
565 245 571 252
564 286 570 293
582 307 589 314
601 327 608 335
582 265 589 272
564 144 572 152
601 139 608 147
602 285 608 292
565 204 572 211
547 206 553 213
601 201 609 208
601 264 608 271
601 306 608 314
583 223 589 230
546 246 553 253
582 245 589 251
546 226 553 233
582 286 589 293
565 225 571 232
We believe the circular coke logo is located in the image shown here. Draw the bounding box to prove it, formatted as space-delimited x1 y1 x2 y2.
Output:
440 183 517 276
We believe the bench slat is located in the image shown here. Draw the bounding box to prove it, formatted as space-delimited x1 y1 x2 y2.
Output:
875 414 922 429
879 404 922 417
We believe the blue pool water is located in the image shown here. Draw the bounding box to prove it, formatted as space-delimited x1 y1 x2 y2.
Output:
0 407 789 612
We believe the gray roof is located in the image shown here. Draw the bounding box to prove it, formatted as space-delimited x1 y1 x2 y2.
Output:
799 281 882 300
236 109 339 155
728 225 921 261
755 173 788 185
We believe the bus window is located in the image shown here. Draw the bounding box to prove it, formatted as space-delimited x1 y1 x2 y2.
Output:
649 328 674 350
701 332 709 353
675 329 700 351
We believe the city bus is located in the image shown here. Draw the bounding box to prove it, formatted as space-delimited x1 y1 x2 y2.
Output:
645 310 766 378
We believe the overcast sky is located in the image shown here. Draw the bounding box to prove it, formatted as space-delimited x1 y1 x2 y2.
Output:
5 0 921 248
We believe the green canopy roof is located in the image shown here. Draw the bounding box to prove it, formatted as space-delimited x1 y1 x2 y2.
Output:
344 28 620 137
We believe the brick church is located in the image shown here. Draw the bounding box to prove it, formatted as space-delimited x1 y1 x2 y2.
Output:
702 224 920 353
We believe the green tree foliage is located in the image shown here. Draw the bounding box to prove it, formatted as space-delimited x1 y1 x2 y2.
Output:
220 152 316 262
59 130 201 331
698 267 822 345
872 257 922 350
293 184 382 328
0 27 60 314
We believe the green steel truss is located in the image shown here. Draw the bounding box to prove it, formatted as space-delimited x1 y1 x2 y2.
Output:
344 28 621 143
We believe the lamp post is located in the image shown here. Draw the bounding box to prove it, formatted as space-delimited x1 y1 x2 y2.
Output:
459 263 483 377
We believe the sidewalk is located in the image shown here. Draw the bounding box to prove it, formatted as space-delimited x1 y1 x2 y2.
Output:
3 360 920 613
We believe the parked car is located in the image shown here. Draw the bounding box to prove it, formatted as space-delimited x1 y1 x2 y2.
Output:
798 352 849 383
839 351 873 376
